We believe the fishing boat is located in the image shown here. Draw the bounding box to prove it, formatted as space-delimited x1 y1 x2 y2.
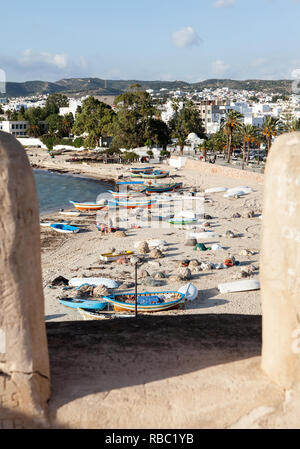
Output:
103 291 185 313
59 297 108 310
100 251 134 262
50 224 80 233
130 166 154 173
109 198 156 209
145 182 182 193
141 170 169 179
108 190 144 200
78 308 135 320
70 201 107 211
59 210 81 217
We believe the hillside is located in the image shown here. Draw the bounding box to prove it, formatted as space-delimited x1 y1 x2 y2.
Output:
5 77 293 98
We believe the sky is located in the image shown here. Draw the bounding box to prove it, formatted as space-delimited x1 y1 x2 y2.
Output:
1 0 300 83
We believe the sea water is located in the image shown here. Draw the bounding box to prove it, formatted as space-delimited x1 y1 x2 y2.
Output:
34 170 114 214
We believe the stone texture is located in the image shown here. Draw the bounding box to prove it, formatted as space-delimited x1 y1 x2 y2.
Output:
0 132 50 426
261 132 300 389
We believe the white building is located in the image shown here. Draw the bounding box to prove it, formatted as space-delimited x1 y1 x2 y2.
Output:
0 120 29 136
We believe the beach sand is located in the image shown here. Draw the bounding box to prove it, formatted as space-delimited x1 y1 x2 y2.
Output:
27 148 263 322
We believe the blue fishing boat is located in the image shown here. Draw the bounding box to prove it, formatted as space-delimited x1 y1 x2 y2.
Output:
59 297 108 310
103 291 185 313
145 182 182 193
50 224 80 233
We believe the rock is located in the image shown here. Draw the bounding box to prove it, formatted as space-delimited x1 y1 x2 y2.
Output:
200 262 214 271
76 284 94 298
124 282 135 288
153 271 166 279
232 212 241 218
225 230 235 238
51 275 69 286
169 275 182 282
149 248 163 259
116 257 129 264
93 285 109 297
176 259 190 267
137 241 150 254
239 249 255 256
247 210 255 218
130 256 140 265
204 214 212 219
148 260 161 269
114 231 127 238
177 267 192 280
188 259 199 269
141 277 164 287
185 238 197 247
139 269 150 279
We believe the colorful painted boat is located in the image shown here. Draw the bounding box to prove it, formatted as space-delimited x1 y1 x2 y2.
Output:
100 251 134 262
70 201 107 211
103 291 185 313
108 190 144 200
141 170 169 179
130 166 154 173
145 182 182 193
50 224 80 233
59 297 108 310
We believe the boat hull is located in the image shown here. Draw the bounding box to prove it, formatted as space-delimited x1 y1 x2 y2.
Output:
103 291 185 313
70 201 107 211
59 298 108 310
100 251 134 261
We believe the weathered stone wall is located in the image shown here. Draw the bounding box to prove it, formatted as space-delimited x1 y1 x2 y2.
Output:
0 132 50 427
169 157 264 184
261 132 300 388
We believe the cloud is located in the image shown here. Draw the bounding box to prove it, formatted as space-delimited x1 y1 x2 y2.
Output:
172 27 202 49
211 59 230 76
19 49 68 69
213 0 236 8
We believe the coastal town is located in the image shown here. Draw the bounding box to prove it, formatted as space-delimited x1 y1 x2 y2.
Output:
4 0 300 433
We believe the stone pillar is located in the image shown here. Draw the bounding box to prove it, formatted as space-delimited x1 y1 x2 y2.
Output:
0 132 50 427
261 132 300 388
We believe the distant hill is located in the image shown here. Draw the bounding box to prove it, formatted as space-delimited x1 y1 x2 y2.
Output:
5 77 293 98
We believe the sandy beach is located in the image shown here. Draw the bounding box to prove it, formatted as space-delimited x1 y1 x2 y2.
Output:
27 148 263 323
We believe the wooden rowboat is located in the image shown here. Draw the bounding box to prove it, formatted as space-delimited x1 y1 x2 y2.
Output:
141 170 169 179
100 251 134 262
70 201 107 211
59 297 108 310
103 291 185 313
50 223 80 233
145 182 182 193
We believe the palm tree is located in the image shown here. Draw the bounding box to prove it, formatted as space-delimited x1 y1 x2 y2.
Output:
262 116 283 152
239 124 258 167
221 110 243 163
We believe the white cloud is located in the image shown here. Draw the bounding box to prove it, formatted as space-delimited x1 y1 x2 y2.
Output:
213 0 236 8
291 68 300 79
211 59 230 76
172 27 202 49
19 49 68 69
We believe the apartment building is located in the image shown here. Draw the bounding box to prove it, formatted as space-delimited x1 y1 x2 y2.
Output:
0 120 29 136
